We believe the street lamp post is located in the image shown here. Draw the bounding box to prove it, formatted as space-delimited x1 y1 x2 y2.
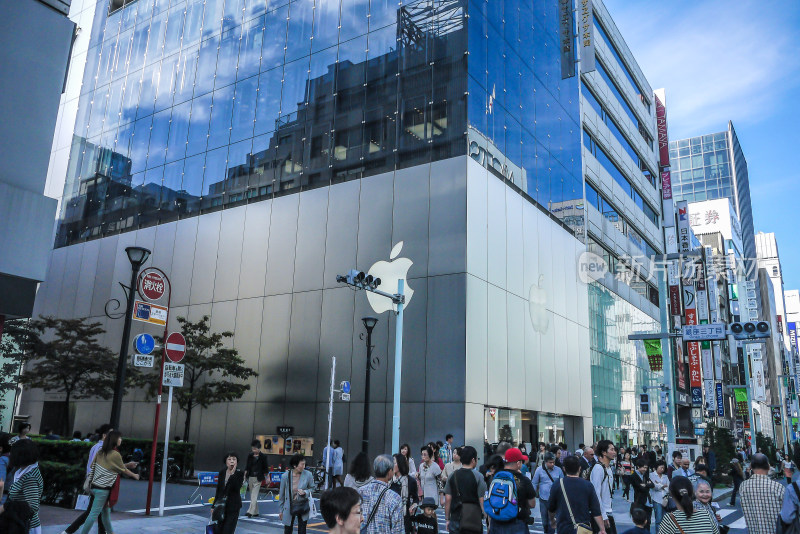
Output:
109 246 151 430
361 317 377 454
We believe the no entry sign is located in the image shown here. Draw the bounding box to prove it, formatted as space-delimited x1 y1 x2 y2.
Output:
165 332 186 363
140 271 166 301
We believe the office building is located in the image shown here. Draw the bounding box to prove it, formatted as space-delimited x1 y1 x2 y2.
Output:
669 122 756 270
0 0 75 430
581 2 665 445
28 0 610 466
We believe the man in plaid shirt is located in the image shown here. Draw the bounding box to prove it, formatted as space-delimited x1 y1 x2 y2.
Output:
740 453 785 534
358 455 404 534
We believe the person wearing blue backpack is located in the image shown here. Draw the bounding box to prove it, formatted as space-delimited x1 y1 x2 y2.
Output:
483 448 536 534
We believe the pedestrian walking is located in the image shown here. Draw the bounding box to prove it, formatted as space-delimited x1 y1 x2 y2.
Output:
728 458 744 506
779 471 800 531
444 446 485 534
414 498 440 534
531 452 563 534
399 444 417 476
333 441 345 487
78 431 140 534
702 445 716 479
484 447 536 534
323 440 338 489
0 439 43 534
739 453 784 534
442 447 463 482
418 445 443 501
621 508 649 534
649 460 669 531
244 439 268 517
590 440 617 534
320 486 362 534
656 476 718 533
358 455 405 534
534 443 547 469
211 452 244 534
390 453 419 534
443 435 455 465
344 451 374 489
678 458 693 478
7 423 31 447
619 452 633 501
579 447 596 479
666 452 682 480
60 424 118 534
692 479 722 531
480 455 504 487
547 455 605 534
279 453 315 534
629 458 654 529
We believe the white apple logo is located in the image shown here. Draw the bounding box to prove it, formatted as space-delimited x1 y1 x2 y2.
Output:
366 242 414 314
528 274 549 334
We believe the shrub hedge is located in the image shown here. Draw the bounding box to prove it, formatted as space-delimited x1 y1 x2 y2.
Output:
39 461 84 507
32 437 195 477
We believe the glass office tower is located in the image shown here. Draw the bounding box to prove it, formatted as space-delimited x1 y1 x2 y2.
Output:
56 0 582 247
669 121 756 264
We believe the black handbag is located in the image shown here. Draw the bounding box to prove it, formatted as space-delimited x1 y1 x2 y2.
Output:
289 471 310 516
452 470 483 532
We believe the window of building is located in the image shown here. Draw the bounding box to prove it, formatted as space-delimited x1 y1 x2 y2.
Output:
593 20 650 111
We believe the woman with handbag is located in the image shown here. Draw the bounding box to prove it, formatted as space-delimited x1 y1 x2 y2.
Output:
656 476 719 534
211 452 244 534
280 453 315 534
391 454 419 534
78 431 139 534
649 460 669 531
417 445 442 502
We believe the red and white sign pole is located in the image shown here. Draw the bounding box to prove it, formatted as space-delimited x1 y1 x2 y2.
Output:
158 332 185 516
138 267 171 516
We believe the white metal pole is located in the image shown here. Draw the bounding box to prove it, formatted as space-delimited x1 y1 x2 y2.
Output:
391 280 405 454
159 385 173 516
325 356 336 489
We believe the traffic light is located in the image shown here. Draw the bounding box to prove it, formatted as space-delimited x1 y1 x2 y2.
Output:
659 390 669 413
640 393 651 414
729 321 770 340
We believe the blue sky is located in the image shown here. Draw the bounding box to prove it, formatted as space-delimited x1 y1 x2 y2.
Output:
603 0 800 291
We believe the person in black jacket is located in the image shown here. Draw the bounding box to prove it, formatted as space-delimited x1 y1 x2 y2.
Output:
629 458 654 529
244 440 268 517
212 452 245 534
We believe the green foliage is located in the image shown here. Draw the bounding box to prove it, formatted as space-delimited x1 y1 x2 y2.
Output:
706 422 736 480
5 317 144 435
143 316 257 439
32 437 196 477
39 461 85 507
755 432 778 463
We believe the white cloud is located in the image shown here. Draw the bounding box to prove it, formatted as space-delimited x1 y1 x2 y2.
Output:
603 0 800 139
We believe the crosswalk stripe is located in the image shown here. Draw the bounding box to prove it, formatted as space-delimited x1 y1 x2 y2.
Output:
717 508 736 518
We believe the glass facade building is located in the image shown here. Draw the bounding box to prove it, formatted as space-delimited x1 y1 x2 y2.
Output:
669 121 757 263
56 0 582 248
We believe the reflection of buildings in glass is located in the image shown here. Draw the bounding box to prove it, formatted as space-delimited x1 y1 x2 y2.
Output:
547 198 585 241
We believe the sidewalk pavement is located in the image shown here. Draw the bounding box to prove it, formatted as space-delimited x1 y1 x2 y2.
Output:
41 512 267 534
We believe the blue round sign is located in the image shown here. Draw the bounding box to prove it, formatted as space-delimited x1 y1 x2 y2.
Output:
341 381 351 394
135 333 155 355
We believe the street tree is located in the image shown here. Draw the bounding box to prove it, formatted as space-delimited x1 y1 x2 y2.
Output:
150 316 258 440
0 319 28 428
10 316 143 435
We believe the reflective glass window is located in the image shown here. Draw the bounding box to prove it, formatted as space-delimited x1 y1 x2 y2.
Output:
230 75 258 143
146 108 171 169
207 84 235 150
238 15 265 81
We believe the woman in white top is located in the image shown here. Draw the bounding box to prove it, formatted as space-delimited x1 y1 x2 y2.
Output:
415 445 441 501
650 460 670 531
399 443 417 476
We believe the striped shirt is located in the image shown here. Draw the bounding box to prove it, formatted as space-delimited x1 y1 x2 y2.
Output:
740 473 785 534
657 509 719 534
90 450 126 488
9 465 43 528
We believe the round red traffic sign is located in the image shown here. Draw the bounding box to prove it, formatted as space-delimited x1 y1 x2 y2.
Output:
165 332 186 363
140 271 165 301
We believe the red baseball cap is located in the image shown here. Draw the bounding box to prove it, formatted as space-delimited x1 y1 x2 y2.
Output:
504 447 528 463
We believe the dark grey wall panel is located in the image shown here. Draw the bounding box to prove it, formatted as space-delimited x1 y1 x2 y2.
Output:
322 180 360 290
238 201 271 299
259 293 293 404
425 274 466 403
265 195 300 296
213 208 247 302
356 172 395 276
294 187 330 293
316 287 356 400
392 166 430 280
428 158 467 276
190 212 222 305
88 235 119 317
170 218 199 307
285 290 323 403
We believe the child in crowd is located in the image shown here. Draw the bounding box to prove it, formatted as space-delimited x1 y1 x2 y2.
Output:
621 508 650 534
413 497 439 534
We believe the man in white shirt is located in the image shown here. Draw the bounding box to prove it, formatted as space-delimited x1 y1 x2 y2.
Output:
590 439 617 534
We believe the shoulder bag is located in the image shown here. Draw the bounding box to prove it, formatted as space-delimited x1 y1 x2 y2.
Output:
559 478 591 534
82 456 97 493
290 471 311 516
452 470 483 532
361 484 390 534
777 482 800 534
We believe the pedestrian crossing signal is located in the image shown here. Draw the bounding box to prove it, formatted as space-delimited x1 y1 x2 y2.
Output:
640 393 651 414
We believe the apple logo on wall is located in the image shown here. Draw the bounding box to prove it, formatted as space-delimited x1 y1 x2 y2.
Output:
528 274 549 334
366 242 414 314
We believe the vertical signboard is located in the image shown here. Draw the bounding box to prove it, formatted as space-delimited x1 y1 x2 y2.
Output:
655 92 670 168
676 201 690 254
675 340 686 390
752 358 766 402
578 0 595 73
713 342 723 379
559 0 576 79
704 380 715 412
683 260 702 405
734 388 750 427
661 170 673 200
715 382 725 417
